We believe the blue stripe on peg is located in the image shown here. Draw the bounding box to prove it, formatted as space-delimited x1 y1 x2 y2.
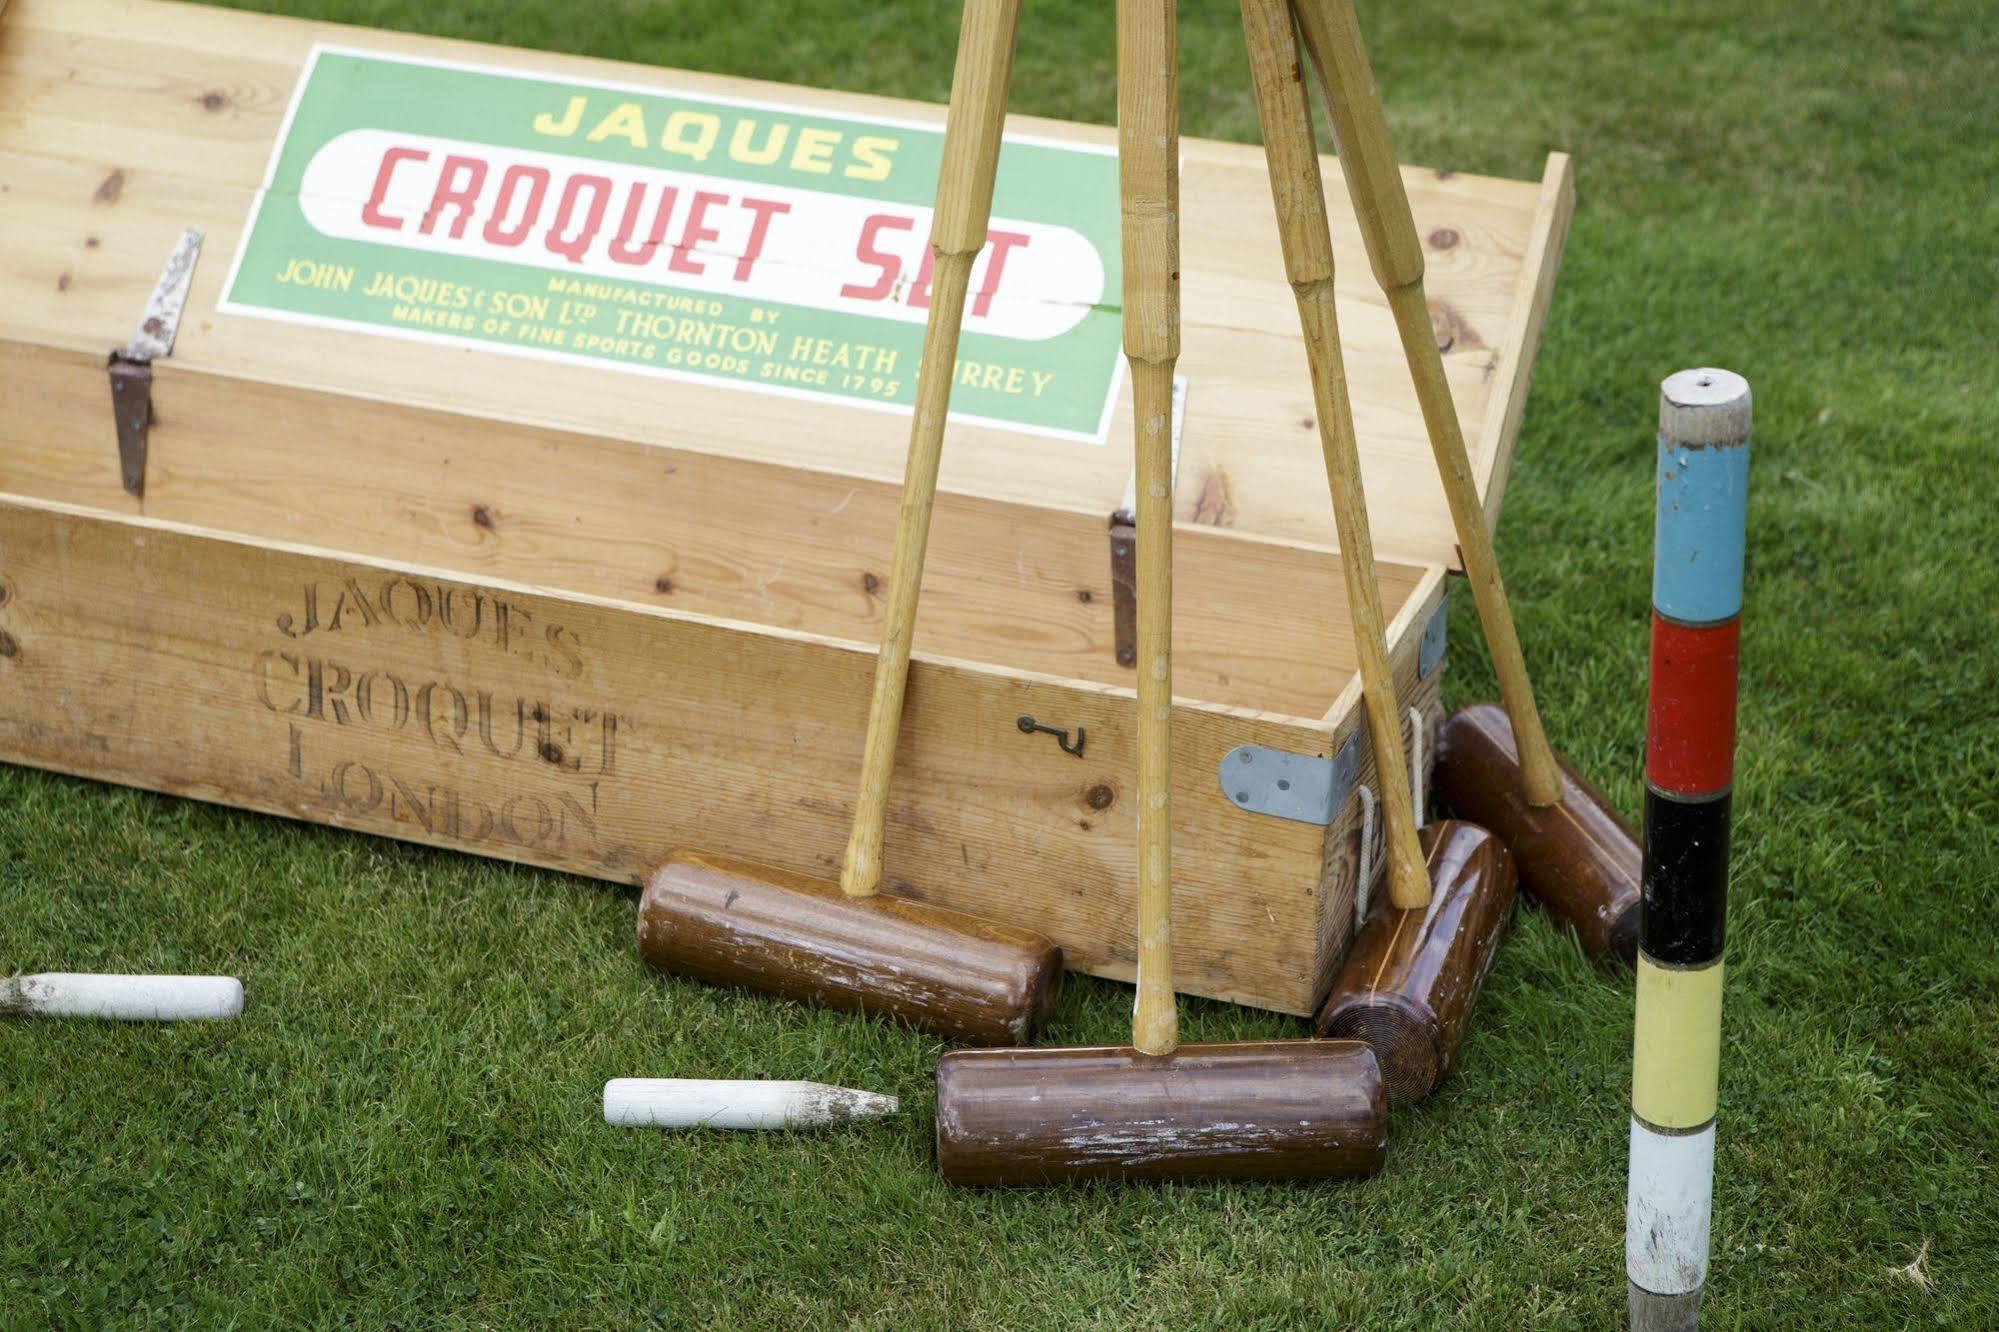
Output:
1652 369 1752 626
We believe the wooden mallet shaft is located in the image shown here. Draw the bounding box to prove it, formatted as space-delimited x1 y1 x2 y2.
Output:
1119 0 1182 1057
1291 0 1561 807
841 0 1022 897
1240 0 1431 909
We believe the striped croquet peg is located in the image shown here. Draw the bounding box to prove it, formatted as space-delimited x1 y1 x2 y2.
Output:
1626 369 1750 1330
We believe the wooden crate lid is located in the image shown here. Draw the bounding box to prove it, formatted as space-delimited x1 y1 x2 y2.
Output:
0 0 1571 570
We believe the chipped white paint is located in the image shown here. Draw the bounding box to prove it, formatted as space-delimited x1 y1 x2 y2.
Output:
1 973 243 1021
1045 1115 1336 1168
603 1079 899 1130
1626 1118 1715 1296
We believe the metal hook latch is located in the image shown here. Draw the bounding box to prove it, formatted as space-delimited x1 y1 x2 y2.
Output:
1017 715 1086 758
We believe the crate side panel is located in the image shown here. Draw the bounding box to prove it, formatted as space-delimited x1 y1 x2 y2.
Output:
0 496 1337 1012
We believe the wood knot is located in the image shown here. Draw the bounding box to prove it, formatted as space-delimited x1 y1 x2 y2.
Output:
1085 783 1116 811
653 575 675 595
538 741 565 765
861 571 881 595
1190 468 1235 526
1426 299 1487 354
198 90 230 112
1427 227 1460 250
470 504 495 529
0 630 18 658
94 170 126 205
85 236 101 249
1075 588 1093 604
56 272 71 292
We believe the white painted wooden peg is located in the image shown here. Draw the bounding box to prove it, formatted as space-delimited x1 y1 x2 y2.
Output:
1 973 244 1021
603 1079 899 1130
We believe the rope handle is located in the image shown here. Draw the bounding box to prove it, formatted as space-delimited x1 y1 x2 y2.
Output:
1354 707 1431 931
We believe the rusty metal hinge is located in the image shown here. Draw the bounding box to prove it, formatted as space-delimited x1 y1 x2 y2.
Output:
1109 375 1187 669
108 227 204 497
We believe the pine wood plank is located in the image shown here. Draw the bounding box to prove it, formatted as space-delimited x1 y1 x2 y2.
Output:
1475 152 1575 525
0 336 1433 719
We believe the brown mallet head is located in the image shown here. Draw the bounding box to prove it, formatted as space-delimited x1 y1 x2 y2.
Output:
934 1039 1386 1186
637 850 1062 1047
1432 703 1641 965
1316 820 1516 1102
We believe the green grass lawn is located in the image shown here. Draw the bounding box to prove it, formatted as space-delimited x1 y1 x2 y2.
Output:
5 1 1997 1326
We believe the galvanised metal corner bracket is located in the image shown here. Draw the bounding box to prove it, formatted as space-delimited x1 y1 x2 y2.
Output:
1219 595 1447 825
1220 729 1362 826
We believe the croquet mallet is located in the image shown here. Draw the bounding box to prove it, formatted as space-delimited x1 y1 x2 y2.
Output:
1241 0 1433 913
1239 0 1519 1100
934 1 1387 1185
638 0 1063 1046
1291 0 1643 961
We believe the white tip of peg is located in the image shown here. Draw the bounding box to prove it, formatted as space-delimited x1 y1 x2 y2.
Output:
603 1078 899 1130
2 973 244 1022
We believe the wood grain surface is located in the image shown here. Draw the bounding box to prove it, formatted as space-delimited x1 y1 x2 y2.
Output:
0 0 1570 569
0 494 1442 1013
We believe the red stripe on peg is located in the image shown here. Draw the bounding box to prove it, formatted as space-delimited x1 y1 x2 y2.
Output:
1645 614 1740 796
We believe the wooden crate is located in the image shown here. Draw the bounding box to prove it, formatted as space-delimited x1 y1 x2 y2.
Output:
0 0 1572 1015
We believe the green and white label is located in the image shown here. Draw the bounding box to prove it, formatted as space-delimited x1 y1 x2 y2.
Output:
222 47 1124 441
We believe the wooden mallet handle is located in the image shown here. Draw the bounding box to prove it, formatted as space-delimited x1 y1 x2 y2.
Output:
841 0 1022 897
1240 0 1431 909
1291 0 1561 807
1119 0 1181 1057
